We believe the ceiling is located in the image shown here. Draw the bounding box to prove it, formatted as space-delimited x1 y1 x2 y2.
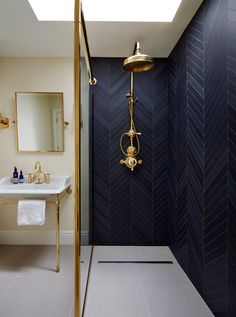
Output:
0 0 204 58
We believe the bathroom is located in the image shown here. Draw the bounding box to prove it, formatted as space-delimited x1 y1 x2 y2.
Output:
0 0 235 316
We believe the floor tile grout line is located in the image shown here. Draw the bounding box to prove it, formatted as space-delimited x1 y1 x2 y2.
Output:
69 296 74 317
18 245 74 278
0 276 18 304
0 246 36 303
82 246 96 317
136 260 152 317
18 246 40 273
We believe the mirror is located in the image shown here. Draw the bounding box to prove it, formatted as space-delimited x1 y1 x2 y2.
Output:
15 92 64 152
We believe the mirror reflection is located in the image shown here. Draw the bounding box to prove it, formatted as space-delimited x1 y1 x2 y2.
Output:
15 92 64 152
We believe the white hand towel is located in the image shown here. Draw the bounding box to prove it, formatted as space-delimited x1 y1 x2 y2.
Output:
17 200 46 226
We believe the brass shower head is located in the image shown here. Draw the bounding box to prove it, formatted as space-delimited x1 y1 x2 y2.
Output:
123 42 154 73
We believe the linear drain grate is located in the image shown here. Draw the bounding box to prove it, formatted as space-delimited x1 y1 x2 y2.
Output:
98 261 173 264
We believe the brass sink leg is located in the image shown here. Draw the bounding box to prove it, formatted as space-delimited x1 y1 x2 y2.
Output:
56 195 60 273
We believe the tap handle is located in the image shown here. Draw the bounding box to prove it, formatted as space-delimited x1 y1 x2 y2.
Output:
45 173 51 183
27 173 33 183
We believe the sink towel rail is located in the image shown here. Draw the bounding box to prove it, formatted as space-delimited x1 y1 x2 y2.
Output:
0 186 72 273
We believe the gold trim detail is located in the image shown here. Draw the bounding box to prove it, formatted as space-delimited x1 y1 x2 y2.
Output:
81 9 97 86
74 0 81 315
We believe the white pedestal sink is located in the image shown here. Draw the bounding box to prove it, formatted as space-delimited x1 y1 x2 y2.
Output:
0 176 72 199
0 175 72 272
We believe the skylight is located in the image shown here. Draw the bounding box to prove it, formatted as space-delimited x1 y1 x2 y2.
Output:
28 0 182 22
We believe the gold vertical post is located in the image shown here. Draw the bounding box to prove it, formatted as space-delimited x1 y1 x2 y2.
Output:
130 72 134 147
130 71 134 98
74 0 81 316
56 196 60 273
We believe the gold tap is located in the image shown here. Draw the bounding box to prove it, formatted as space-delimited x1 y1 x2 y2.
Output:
30 161 50 184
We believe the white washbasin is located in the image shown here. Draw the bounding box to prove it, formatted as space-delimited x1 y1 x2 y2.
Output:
0 176 72 198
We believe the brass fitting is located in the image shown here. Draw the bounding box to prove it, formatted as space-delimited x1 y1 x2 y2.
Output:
120 146 142 171
29 161 50 184
119 72 142 172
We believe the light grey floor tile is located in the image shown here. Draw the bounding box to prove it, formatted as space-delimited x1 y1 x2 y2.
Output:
137 262 188 280
19 246 73 277
90 262 139 280
0 245 35 277
0 277 73 317
80 247 92 315
134 246 176 262
81 246 92 281
0 277 16 301
81 278 87 306
92 246 136 261
80 261 89 280
84 279 150 317
81 246 92 263
142 279 214 317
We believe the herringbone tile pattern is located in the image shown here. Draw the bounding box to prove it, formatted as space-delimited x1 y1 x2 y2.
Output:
175 36 189 273
187 9 204 295
91 59 111 244
168 0 235 316
90 0 235 314
91 58 169 246
204 1 228 315
167 53 177 249
228 1 236 316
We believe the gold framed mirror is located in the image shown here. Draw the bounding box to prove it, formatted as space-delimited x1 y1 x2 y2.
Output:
15 92 65 152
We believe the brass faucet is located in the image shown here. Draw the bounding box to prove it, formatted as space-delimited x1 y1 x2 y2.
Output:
28 161 50 184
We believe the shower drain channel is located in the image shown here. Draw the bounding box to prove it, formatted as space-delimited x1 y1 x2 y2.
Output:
98 261 173 264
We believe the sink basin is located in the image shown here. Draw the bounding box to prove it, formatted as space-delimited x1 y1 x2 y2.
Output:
0 176 72 199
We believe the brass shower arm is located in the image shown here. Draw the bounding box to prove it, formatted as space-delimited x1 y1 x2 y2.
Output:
133 41 140 55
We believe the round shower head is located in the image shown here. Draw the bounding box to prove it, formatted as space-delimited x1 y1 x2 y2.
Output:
123 42 154 73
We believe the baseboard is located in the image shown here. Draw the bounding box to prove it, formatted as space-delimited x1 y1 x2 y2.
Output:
0 230 89 245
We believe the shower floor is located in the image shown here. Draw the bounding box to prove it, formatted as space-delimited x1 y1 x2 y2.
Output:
82 246 214 317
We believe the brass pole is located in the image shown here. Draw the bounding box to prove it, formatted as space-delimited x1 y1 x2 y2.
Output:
130 72 134 147
74 0 81 316
56 195 60 273
130 71 134 98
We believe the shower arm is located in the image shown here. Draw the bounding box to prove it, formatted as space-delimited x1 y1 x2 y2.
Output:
120 72 142 171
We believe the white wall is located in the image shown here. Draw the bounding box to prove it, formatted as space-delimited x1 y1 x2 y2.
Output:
0 58 89 243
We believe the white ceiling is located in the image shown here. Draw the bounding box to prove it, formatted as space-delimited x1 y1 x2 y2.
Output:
0 0 204 58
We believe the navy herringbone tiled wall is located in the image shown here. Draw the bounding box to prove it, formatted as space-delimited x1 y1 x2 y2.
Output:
90 0 235 314
90 58 169 245
168 0 236 316
228 1 236 316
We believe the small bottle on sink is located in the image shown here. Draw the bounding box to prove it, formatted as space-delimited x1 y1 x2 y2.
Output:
12 167 19 184
19 170 24 184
